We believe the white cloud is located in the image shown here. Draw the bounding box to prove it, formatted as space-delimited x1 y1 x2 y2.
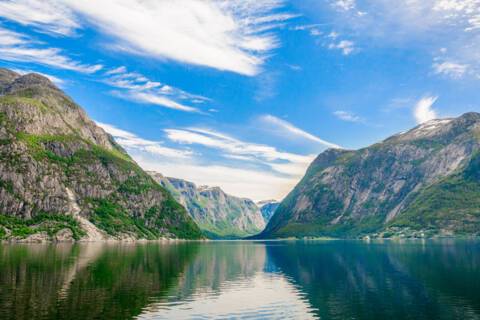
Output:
11 68 64 86
164 127 315 168
332 0 357 11
62 0 295 76
321 0 480 78
433 61 469 78
103 66 208 113
98 122 315 200
0 0 295 75
414 96 438 124
0 27 102 73
0 0 79 36
97 122 193 159
259 114 341 149
333 110 363 123
328 40 355 55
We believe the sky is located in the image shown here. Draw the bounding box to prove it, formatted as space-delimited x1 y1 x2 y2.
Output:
0 0 479 201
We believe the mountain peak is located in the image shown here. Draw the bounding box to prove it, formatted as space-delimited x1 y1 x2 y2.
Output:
0 68 203 241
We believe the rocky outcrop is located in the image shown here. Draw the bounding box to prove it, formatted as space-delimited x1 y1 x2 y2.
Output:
149 172 265 238
0 69 203 241
258 113 480 238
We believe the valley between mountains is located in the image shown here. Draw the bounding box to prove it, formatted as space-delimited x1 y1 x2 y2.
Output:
0 68 479 241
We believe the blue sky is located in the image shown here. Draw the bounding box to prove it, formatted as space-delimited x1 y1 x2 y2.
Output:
0 0 479 201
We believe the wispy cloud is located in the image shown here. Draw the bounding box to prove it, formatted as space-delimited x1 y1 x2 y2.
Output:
332 0 357 11
321 0 480 79
328 39 355 55
103 66 208 113
414 95 438 124
0 0 297 75
0 0 79 36
333 110 363 123
291 23 356 56
97 122 193 159
0 27 102 73
259 114 341 149
433 60 469 79
62 0 296 76
99 122 315 200
164 127 315 171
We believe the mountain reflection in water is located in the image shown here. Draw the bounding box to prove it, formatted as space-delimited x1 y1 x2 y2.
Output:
0 240 479 320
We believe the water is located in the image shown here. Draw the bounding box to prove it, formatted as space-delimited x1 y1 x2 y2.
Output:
0 240 479 320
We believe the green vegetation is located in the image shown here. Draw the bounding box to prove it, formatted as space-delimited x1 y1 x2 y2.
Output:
118 176 161 195
145 197 204 240
390 175 480 235
89 199 158 239
0 213 85 240
0 95 50 112
0 178 14 194
272 214 385 239
89 198 203 240
1 93 203 240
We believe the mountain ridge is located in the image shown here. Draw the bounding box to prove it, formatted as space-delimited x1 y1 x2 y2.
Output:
0 68 203 241
257 112 480 239
148 171 265 238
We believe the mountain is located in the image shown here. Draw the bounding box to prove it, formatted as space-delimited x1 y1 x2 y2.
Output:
148 172 265 238
0 69 203 241
258 113 480 239
257 200 279 222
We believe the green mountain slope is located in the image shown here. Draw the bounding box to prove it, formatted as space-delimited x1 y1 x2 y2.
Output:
258 113 480 238
149 172 265 238
0 69 203 241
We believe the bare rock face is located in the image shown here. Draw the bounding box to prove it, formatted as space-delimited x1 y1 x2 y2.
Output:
258 113 480 239
149 172 265 238
0 68 203 241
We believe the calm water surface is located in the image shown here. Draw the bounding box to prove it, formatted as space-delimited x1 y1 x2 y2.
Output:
0 240 479 320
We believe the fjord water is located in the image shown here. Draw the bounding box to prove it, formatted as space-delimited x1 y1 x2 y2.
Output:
0 240 479 320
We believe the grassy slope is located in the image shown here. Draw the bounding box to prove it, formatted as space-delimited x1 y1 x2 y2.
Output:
388 154 480 235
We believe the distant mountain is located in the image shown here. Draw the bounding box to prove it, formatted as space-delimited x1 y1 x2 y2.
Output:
257 113 480 239
257 200 279 223
149 172 265 238
0 69 203 241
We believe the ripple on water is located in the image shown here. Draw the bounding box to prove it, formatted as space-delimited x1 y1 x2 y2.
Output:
136 272 319 320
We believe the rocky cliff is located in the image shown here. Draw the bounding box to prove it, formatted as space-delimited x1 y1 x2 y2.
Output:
0 68 203 241
258 113 480 238
149 172 265 238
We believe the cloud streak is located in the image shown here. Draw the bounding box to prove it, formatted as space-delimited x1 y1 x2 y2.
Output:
164 127 316 172
62 0 295 76
98 122 316 200
0 0 79 36
333 110 363 123
259 114 341 149
103 66 208 113
97 122 194 159
0 27 102 73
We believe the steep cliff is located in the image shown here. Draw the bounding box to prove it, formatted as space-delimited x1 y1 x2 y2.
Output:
149 172 265 238
258 113 480 238
0 69 203 241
